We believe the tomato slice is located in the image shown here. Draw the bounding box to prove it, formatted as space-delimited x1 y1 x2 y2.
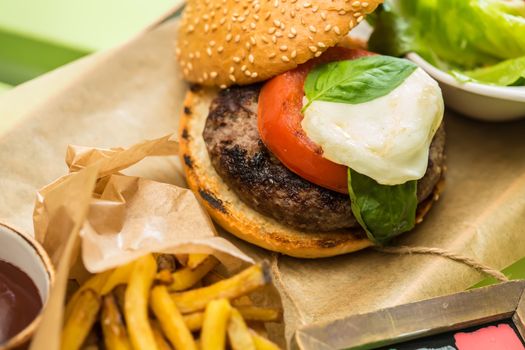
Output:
258 47 375 194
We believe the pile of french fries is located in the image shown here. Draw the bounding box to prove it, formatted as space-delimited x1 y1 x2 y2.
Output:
62 253 282 350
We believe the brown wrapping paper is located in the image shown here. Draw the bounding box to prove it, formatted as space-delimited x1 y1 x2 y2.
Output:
1 17 525 349
30 135 263 349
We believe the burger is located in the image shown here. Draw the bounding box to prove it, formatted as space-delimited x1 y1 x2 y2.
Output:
176 0 445 258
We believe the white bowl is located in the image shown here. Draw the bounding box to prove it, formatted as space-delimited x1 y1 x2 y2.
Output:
0 223 54 349
407 53 525 122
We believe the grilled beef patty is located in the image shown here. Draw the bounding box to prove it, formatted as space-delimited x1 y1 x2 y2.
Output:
203 85 445 232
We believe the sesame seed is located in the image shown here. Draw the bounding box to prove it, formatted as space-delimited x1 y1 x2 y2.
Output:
250 22 256 29
210 71 218 78
235 34 241 42
249 54 255 63
207 47 213 56
314 51 322 57
226 33 233 41
324 24 332 31
280 45 288 51
269 52 276 58
352 1 361 7
233 56 241 63
281 55 290 62
320 11 327 20
229 74 236 82
245 70 252 76
303 2 311 8
357 15 364 22
308 25 317 33
241 65 247 71
363 2 369 7
317 42 326 48
209 40 216 47
309 46 318 52
250 36 256 45
333 26 341 34
268 27 276 34
291 27 297 34
353 12 362 17
217 46 224 53
291 50 297 58
229 66 235 73
220 84 227 89
251 72 258 78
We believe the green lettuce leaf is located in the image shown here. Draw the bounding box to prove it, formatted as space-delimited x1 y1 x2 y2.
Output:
369 0 525 86
303 56 417 109
348 168 417 245
452 56 525 86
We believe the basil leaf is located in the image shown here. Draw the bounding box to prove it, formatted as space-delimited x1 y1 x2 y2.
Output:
303 55 417 109
348 168 417 245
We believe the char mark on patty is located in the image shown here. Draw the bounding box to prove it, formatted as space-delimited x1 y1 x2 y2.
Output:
202 85 445 232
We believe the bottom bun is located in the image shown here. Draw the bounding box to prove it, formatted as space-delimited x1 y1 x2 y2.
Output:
179 86 444 258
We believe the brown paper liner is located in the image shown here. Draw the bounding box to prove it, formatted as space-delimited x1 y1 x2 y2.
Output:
0 18 522 349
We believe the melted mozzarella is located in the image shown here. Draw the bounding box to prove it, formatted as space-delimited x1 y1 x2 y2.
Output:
302 68 444 185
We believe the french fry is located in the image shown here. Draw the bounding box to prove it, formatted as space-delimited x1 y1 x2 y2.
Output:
155 269 174 285
65 270 112 321
182 312 204 332
100 261 135 295
187 253 209 269
201 299 232 350
150 286 197 350
250 330 281 350
151 320 173 350
227 308 256 350
113 284 126 312
202 270 226 286
101 294 132 350
236 306 281 322
124 254 158 350
232 295 253 306
175 254 189 267
61 289 101 350
182 305 280 332
167 256 219 292
171 263 270 313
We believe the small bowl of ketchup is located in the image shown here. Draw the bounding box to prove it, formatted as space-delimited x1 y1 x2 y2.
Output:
0 223 53 349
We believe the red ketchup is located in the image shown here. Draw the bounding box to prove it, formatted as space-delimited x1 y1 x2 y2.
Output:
0 260 42 344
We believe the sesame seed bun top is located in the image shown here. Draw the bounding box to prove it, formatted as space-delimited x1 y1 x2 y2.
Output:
176 0 383 88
